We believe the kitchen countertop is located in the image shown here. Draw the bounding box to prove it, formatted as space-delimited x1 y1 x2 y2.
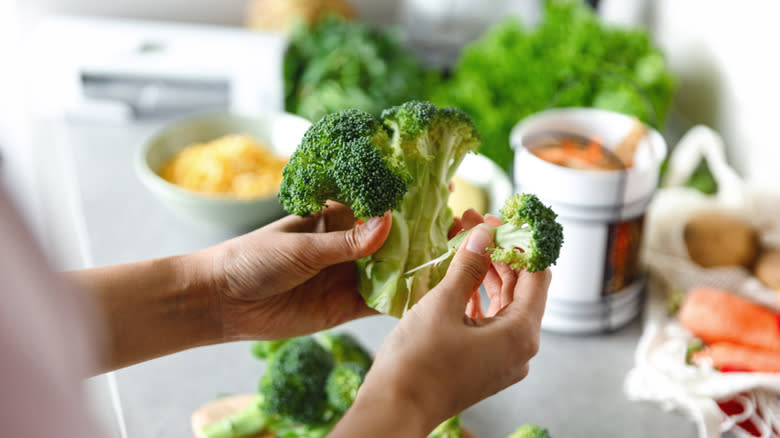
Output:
63 118 699 438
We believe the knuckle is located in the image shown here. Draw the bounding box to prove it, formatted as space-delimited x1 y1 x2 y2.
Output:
451 256 486 284
506 318 540 361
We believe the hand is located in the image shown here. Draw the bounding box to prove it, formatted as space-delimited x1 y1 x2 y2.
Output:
352 210 551 433
201 202 392 342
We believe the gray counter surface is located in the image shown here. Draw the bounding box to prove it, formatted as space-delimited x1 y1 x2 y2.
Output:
66 119 698 438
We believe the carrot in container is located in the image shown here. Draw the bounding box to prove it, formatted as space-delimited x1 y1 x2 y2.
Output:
678 287 780 352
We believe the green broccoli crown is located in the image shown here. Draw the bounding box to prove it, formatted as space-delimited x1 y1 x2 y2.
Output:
317 332 373 369
258 337 335 424
507 424 551 438
490 193 564 272
325 362 368 413
427 415 462 438
279 108 410 218
381 101 480 161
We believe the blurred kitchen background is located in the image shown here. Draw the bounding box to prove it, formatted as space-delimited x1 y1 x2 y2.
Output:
1 0 779 437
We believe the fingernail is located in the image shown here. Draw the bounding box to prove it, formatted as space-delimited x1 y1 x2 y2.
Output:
363 216 383 231
466 225 492 254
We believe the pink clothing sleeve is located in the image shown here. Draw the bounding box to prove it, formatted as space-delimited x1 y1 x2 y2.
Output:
0 186 105 437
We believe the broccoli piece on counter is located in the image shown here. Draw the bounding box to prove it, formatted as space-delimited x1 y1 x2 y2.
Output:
250 339 292 360
317 332 373 369
325 362 368 413
258 337 334 424
201 395 271 438
428 415 463 438
507 423 551 438
407 193 563 275
279 100 481 317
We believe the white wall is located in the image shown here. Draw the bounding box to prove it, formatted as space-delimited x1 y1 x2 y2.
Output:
647 0 780 190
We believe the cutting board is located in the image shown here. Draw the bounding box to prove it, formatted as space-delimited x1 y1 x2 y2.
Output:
191 394 476 438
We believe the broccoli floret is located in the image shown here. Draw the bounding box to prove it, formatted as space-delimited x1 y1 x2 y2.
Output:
250 339 292 359
325 362 368 413
490 193 564 272
279 108 410 218
280 100 480 317
317 332 373 369
258 337 334 424
407 193 563 274
507 424 551 438
427 415 463 438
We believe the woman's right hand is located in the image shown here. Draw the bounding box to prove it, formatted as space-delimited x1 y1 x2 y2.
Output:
331 210 552 436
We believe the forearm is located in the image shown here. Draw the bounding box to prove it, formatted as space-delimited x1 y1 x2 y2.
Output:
329 385 432 438
66 252 221 373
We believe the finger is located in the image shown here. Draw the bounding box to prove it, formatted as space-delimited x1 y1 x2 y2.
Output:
469 290 485 319
448 216 463 239
484 265 503 316
461 208 485 230
494 262 517 309
321 201 360 232
434 224 494 314
497 268 551 326
484 214 503 227
305 213 392 266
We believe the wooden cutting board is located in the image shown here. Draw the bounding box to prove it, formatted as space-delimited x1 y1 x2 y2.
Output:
191 394 476 438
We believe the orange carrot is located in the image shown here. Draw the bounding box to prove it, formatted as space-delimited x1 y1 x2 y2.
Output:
693 342 780 373
678 287 780 351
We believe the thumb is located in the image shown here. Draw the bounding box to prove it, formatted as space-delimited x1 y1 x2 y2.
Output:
435 224 494 314
307 213 392 265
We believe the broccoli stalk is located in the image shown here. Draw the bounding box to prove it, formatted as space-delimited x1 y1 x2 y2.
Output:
406 193 564 275
279 101 480 317
202 395 270 438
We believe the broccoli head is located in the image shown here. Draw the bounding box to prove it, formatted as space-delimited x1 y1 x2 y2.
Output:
490 193 564 272
279 108 410 218
317 332 373 369
406 193 563 275
258 337 334 424
427 415 463 438
507 424 551 438
325 362 368 413
280 100 480 317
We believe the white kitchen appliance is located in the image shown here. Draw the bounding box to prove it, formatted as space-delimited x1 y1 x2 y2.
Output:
25 16 286 121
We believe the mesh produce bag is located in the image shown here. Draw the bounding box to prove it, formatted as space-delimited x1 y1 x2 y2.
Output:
624 125 780 438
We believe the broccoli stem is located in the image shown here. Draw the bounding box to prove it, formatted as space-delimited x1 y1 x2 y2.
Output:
202 396 270 438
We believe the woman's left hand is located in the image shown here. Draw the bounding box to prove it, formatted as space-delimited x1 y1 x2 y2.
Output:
199 202 392 342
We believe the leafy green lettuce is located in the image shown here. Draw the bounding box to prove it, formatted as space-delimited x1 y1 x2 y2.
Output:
431 0 676 171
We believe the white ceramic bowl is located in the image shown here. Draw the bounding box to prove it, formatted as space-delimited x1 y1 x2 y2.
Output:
136 112 311 230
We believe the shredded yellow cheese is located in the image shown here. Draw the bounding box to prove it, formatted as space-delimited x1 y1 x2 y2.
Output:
159 134 287 199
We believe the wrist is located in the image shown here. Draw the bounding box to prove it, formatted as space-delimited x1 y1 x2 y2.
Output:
336 378 436 437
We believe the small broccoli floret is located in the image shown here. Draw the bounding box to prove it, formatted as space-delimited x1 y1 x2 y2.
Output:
258 337 334 424
325 362 368 413
406 193 563 275
279 108 410 218
317 332 373 369
427 415 463 438
507 424 551 438
490 193 564 272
